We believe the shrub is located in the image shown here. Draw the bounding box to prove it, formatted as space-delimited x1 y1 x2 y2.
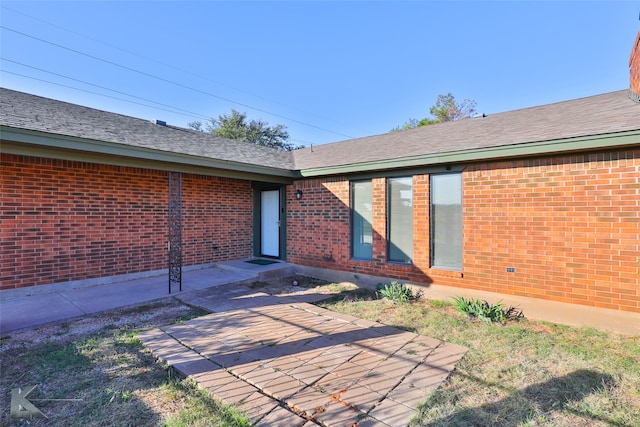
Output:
452 296 523 323
376 281 420 303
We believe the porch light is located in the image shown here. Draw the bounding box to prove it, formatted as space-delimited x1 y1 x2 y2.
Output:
295 189 303 200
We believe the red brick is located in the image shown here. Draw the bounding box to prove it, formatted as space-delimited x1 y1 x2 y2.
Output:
0 154 253 290
287 149 640 311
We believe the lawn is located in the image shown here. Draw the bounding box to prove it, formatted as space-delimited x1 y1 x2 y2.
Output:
1 280 638 426
318 287 640 427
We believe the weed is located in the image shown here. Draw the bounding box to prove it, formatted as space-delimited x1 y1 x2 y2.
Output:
452 296 523 323
429 299 454 309
376 281 420 303
105 387 132 403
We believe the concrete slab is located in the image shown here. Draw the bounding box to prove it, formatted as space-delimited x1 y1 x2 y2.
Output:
0 292 84 333
235 391 280 425
338 384 384 413
367 397 416 426
314 400 363 426
60 277 166 314
181 267 257 290
216 259 295 281
0 265 265 334
208 378 261 404
253 406 310 427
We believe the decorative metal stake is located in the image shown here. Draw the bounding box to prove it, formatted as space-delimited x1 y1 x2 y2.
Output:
168 171 182 293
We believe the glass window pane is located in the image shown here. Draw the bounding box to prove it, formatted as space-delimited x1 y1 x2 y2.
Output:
431 173 462 270
351 181 372 260
388 177 413 263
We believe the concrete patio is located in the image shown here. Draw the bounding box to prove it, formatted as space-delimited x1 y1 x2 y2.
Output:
139 283 468 426
0 259 292 333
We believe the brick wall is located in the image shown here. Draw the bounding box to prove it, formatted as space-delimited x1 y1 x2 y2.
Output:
287 177 350 269
0 154 254 290
630 30 640 102
465 150 640 312
182 174 253 265
287 148 640 312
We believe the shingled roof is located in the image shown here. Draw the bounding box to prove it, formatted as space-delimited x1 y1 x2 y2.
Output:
291 90 640 172
0 88 295 171
2 88 638 178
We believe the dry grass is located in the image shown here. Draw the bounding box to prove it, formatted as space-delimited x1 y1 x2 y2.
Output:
0 299 248 427
318 290 640 427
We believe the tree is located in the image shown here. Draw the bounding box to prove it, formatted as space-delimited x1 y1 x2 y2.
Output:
391 93 477 132
429 93 477 122
188 110 301 151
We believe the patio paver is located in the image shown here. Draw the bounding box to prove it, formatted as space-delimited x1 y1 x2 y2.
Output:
139 287 467 426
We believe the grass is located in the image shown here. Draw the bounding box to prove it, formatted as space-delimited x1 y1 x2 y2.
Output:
318 289 640 427
162 380 249 427
0 299 249 427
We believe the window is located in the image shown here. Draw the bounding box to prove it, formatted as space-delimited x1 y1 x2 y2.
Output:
431 173 462 270
351 180 372 260
388 177 413 263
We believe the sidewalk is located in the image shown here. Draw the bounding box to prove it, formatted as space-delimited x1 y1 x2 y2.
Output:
0 260 291 335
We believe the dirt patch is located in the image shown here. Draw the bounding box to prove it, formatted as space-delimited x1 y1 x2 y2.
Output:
0 298 202 352
248 275 357 297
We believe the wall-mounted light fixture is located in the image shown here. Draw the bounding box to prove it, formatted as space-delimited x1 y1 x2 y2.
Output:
295 189 303 200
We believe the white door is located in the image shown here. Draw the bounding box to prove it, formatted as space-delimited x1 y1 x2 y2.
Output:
261 190 280 257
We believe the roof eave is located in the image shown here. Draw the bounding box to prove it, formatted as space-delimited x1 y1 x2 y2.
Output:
298 130 640 177
1 126 299 183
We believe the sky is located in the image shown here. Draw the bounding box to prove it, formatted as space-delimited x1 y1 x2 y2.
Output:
1 1 638 147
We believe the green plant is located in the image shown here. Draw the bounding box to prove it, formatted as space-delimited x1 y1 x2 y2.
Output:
376 281 419 303
452 296 523 323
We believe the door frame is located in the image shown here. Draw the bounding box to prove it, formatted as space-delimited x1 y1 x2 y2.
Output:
252 183 286 259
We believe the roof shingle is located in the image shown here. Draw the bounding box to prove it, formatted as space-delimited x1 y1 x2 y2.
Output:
291 90 640 170
0 88 295 170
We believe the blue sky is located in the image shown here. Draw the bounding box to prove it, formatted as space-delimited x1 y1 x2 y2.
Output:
1 1 638 146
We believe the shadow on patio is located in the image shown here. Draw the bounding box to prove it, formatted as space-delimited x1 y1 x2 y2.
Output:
139 285 468 426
